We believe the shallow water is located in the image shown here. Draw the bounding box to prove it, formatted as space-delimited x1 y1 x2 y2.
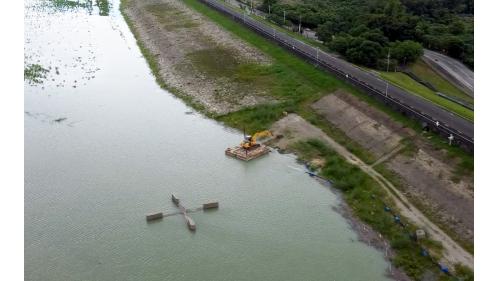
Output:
24 1 391 280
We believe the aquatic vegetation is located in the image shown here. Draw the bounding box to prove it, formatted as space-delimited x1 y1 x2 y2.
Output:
49 0 91 10
24 64 49 85
48 0 110 16
96 0 110 16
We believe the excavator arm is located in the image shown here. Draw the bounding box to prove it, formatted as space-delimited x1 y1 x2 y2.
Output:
241 130 273 149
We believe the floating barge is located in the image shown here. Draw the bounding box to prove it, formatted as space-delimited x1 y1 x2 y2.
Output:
225 145 270 161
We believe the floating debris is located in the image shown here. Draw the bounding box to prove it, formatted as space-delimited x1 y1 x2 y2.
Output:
53 117 67 123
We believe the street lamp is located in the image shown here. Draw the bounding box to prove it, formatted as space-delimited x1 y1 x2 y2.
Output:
385 49 391 97
299 15 302 34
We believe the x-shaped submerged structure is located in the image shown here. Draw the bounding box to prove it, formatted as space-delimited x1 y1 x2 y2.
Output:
145 194 219 231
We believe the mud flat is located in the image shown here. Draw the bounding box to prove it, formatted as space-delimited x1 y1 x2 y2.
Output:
122 0 272 114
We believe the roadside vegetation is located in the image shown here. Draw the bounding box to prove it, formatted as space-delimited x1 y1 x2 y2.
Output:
290 139 473 281
123 0 474 170
224 0 473 124
378 71 473 121
258 0 473 69
409 59 473 105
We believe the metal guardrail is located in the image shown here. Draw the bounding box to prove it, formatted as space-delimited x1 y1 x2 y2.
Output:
197 0 474 151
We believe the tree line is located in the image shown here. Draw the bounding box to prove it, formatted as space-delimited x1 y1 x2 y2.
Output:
257 0 473 69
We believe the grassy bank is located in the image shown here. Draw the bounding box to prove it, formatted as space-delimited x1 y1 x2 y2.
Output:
217 0 474 122
290 139 473 281
122 0 473 204
410 60 473 105
379 71 473 121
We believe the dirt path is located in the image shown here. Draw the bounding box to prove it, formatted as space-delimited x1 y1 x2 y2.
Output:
271 114 473 269
370 145 404 167
313 91 474 247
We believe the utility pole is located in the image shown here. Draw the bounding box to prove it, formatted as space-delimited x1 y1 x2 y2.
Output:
299 15 302 34
283 10 286 25
268 2 271 16
385 49 391 98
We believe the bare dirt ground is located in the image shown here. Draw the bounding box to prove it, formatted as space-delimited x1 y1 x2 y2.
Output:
123 0 272 114
270 113 473 269
311 90 474 248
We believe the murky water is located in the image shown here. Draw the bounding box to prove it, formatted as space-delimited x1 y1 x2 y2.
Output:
24 1 391 280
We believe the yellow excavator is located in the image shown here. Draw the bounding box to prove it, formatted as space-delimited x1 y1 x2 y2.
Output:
240 130 273 150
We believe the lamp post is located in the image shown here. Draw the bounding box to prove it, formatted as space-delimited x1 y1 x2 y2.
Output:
385 49 391 98
299 15 302 33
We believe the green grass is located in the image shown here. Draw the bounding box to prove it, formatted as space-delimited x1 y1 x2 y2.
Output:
410 60 473 105
145 3 198 30
123 0 473 165
179 0 474 168
289 139 473 280
379 71 474 121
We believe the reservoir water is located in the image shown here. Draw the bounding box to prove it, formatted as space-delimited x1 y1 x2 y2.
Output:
24 1 391 280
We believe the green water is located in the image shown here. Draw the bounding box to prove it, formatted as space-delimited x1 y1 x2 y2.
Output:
24 0 391 280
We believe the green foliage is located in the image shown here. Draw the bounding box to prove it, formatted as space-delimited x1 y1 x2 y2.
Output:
329 34 384 67
379 71 473 120
260 0 473 68
290 139 462 280
390 40 423 64
409 59 472 105
96 0 110 16
346 39 383 67
454 264 474 281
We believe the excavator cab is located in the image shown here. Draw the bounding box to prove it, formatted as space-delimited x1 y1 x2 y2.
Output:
240 130 272 150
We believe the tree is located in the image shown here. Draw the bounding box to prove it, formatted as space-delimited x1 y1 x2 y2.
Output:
346 39 383 67
444 36 465 59
328 35 351 54
390 40 423 64
316 21 335 42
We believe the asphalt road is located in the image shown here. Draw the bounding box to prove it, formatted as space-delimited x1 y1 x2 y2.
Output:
198 0 474 143
423 49 474 97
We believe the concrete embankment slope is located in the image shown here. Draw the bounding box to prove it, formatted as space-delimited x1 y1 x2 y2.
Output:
196 0 474 150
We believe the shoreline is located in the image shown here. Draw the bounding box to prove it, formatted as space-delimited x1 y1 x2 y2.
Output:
119 0 408 277
119 0 473 279
312 174 411 281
